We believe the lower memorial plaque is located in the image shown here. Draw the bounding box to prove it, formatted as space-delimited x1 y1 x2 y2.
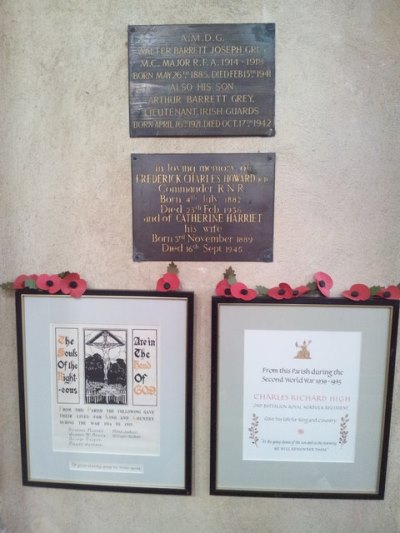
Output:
131 153 275 262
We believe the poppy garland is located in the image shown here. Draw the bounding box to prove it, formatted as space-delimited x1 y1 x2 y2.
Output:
3 265 399 302
2 271 87 298
214 268 400 302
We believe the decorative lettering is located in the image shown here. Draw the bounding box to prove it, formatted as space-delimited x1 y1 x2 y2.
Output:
55 328 80 404
132 330 158 406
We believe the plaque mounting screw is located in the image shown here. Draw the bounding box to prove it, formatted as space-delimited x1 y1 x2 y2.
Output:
261 249 273 262
133 252 144 262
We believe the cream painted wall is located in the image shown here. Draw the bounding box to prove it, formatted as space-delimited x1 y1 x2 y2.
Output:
1 1 400 532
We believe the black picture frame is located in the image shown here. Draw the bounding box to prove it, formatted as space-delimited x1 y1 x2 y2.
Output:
16 289 193 494
210 296 398 498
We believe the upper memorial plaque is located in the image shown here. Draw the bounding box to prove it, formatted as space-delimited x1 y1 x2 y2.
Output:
128 24 275 137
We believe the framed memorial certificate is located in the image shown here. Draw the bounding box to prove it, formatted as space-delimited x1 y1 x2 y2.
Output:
210 297 398 498
16 290 193 494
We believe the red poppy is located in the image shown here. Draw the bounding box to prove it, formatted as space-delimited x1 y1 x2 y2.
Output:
13 274 38 289
60 273 87 297
268 283 293 300
37 274 62 294
342 283 370 301
230 282 257 301
156 273 180 292
292 285 310 297
314 272 333 297
376 285 400 300
215 279 232 297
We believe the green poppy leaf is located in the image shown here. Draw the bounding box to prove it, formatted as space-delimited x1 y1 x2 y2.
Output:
0 282 14 290
256 285 268 296
369 285 383 296
223 266 236 281
57 271 71 279
167 262 179 274
307 281 317 291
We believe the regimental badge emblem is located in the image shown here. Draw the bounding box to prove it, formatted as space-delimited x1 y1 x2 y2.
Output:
294 340 312 359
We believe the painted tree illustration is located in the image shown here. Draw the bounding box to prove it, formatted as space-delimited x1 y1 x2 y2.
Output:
108 358 127 385
339 414 349 447
248 413 259 447
85 353 105 382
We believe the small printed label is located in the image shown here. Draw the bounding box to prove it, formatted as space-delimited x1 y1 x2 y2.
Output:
69 460 144 474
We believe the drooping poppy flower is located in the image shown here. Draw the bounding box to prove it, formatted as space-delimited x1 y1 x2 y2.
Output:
215 279 232 297
342 283 370 301
13 274 38 289
268 283 293 300
292 285 310 297
13 275 27 289
230 282 257 301
36 274 62 294
60 273 87 297
376 285 400 300
314 272 333 297
156 272 180 292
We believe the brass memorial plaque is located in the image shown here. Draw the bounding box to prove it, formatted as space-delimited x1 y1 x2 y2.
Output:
132 153 275 261
128 24 275 137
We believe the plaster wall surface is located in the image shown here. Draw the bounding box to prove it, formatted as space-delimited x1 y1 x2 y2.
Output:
1 1 399 532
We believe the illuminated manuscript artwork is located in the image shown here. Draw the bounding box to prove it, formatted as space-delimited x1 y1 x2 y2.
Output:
128 24 275 137
131 153 275 262
53 325 160 456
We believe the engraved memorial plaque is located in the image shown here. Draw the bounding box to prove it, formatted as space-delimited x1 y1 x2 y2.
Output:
132 153 275 262
128 24 275 137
